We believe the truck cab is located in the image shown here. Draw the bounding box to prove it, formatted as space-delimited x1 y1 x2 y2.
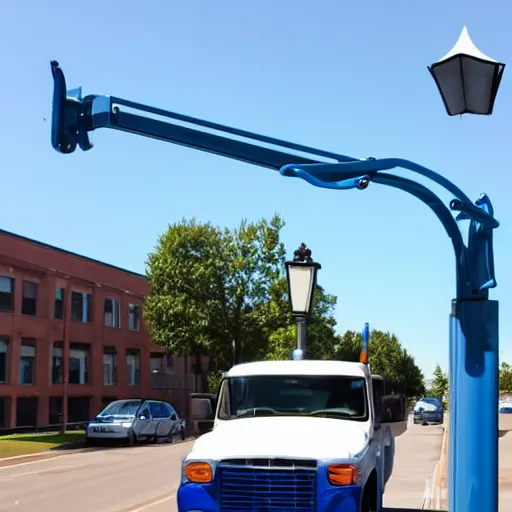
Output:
178 359 395 512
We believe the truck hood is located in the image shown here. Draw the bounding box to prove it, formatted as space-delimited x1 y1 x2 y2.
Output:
187 416 370 461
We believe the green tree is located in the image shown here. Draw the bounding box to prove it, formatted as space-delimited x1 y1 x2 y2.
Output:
500 362 512 394
333 330 363 362
428 363 449 399
334 329 425 397
144 214 285 369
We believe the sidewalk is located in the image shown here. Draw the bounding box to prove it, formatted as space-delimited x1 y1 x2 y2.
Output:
383 418 444 510
435 414 512 510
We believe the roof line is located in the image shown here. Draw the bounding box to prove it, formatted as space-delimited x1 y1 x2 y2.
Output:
0 228 146 279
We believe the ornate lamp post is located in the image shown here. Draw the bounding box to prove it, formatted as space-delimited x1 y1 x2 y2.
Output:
285 244 321 360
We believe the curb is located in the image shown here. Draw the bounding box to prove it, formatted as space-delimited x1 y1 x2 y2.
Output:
423 416 449 510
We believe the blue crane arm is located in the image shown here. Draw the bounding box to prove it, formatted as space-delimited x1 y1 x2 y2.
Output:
50 60 360 173
50 60 498 298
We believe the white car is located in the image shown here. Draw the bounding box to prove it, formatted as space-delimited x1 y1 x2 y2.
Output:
86 399 186 446
177 360 395 512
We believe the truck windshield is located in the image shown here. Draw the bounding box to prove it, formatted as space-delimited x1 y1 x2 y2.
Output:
218 375 368 422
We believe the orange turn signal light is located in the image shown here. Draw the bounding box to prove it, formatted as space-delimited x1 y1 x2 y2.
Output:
327 464 358 486
184 461 213 483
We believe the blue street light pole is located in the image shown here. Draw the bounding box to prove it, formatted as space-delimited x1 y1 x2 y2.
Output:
49 53 502 511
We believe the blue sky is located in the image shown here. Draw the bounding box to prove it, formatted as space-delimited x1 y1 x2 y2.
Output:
2 1 511 379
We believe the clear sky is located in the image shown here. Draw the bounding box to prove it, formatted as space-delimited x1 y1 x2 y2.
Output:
2 1 511 379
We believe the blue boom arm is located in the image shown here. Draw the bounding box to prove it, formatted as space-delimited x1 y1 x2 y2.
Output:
50 60 498 300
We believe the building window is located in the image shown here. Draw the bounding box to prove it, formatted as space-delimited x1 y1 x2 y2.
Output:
22 281 38 316
49 396 63 425
0 337 8 384
68 396 90 423
16 397 37 427
19 339 36 385
51 342 63 384
71 291 92 323
128 303 141 331
104 298 121 328
0 276 14 312
69 343 89 385
0 397 8 428
126 349 140 386
103 347 117 386
55 288 65 319
150 353 164 374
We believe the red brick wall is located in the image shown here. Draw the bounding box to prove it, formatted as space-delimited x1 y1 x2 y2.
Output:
0 231 203 429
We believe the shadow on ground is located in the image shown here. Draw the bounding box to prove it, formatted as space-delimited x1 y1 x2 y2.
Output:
385 421 408 438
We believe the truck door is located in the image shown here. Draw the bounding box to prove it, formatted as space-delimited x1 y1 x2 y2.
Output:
372 376 384 423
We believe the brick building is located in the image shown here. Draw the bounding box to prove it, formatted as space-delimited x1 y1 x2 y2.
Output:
0 229 207 430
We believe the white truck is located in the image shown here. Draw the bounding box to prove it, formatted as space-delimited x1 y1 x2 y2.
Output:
178 359 395 512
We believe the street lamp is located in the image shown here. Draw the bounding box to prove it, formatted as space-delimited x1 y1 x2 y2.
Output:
49 58 505 512
429 26 506 512
428 26 505 116
285 243 321 359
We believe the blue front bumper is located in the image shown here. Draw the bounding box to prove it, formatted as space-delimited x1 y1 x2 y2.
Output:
178 478 363 512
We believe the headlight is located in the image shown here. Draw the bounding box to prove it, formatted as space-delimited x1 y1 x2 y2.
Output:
184 461 213 483
121 422 132 428
327 464 358 486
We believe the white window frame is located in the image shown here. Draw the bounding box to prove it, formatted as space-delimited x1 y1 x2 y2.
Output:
128 303 141 331
103 352 116 386
104 298 121 328
69 347 88 385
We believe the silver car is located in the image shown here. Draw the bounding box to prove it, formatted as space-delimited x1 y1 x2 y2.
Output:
85 399 186 446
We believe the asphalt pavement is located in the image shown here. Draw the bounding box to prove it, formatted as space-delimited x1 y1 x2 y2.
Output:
0 421 441 512
0 440 190 512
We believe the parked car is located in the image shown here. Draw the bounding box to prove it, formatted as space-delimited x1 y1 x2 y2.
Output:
499 401 512 414
413 397 444 425
86 399 186 446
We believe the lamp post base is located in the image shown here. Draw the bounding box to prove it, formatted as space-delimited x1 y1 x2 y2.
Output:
449 299 499 512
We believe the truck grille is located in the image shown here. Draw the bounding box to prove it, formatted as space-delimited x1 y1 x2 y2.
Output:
218 462 316 512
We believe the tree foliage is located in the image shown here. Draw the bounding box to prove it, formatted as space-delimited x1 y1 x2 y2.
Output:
333 329 425 397
144 214 286 369
427 363 449 399
500 362 512 394
144 214 426 398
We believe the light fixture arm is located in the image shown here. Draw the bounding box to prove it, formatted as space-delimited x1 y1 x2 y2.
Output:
281 161 498 301
50 60 498 301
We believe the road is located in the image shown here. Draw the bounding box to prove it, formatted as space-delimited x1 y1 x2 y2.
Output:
0 422 442 512
0 441 190 512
